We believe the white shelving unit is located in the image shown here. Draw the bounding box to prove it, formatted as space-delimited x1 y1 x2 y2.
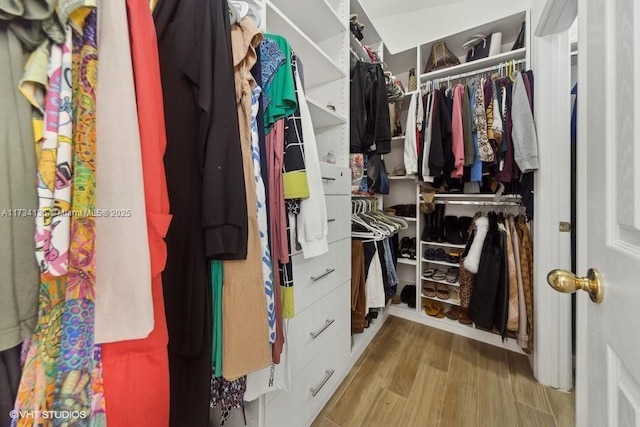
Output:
241 2 352 427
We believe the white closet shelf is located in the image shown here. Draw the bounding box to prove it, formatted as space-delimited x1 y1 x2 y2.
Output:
269 0 345 43
397 216 416 222
306 97 346 128
421 240 466 249
422 259 459 267
421 293 461 306
350 32 372 63
388 175 416 181
419 48 527 82
397 258 417 266
266 2 345 88
388 307 525 354
391 135 406 141
422 276 460 287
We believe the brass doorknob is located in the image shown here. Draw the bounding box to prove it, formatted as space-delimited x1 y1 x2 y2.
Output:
547 268 603 303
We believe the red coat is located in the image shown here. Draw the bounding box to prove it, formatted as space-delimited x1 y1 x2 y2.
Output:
101 1 172 425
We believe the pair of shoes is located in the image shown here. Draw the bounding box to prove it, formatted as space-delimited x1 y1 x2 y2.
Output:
391 295 402 305
446 267 459 283
422 282 436 297
401 237 416 260
399 237 411 258
389 204 417 218
436 284 450 300
443 216 474 244
424 248 448 261
423 299 445 318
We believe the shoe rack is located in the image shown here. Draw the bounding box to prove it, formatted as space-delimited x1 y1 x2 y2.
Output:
388 188 526 354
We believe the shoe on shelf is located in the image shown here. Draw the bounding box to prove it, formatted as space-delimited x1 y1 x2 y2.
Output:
436 284 450 300
458 308 473 325
444 216 465 244
399 237 410 258
409 237 417 260
423 267 435 278
433 204 446 242
431 270 447 281
458 216 473 242
446 306 462 320
446 267 459 283
422 282 436 297
391 295 402 304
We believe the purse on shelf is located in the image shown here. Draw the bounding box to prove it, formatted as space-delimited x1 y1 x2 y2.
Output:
424 41 460 73
512 21 526 50
464 34 492 62
408 68 417 91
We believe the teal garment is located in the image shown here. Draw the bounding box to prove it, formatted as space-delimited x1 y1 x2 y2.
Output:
263 34 297 132
211 260 223 377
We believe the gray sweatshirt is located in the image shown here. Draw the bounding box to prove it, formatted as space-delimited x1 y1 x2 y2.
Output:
511 72 540 173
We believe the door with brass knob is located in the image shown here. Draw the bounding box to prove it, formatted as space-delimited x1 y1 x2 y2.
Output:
572 0 640 423
546 268 603 303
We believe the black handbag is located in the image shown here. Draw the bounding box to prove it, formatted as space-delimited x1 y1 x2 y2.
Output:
512 21 526 50
465 35 492 62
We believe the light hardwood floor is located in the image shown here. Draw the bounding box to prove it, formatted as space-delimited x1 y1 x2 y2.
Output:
311 316 575 427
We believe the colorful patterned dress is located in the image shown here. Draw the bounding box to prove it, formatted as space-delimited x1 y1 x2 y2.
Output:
12 9 105 426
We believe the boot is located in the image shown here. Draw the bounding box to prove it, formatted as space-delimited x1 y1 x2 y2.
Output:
421 212 435 241
434 204 446 242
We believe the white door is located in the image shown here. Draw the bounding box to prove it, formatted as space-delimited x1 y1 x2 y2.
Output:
569 0 640 425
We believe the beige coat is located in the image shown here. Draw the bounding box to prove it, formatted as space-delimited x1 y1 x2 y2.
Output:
223 17 271 380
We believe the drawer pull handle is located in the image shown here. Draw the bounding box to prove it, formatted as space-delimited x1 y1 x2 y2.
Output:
311 268 336 282
322 176 336 181
310 369 335 397
310 319 335 339
327 218 336 223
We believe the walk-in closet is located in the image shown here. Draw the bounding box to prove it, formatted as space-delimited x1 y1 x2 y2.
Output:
3 0 639 426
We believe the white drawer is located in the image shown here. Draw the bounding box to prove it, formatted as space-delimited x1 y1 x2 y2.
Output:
287 281 350 375
265 332 350 427
324 196 350 245
319 163 350 195
290 195 350 256
292 238 351 315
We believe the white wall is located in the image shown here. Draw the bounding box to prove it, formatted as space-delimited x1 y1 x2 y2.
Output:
360 0 530 53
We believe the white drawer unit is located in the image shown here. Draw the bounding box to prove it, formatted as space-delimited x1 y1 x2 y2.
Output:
319 162 350 195
287 281 350 375
291 237 351 315
265 331 350 427
290 195 351 256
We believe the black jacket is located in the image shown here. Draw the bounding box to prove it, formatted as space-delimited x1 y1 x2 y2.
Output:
469 213 507 332
350 61 391 154
154 0 244 425
428 89 453 177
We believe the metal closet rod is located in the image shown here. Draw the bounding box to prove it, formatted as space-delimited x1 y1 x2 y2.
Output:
433 200 522 206
420 58 527 88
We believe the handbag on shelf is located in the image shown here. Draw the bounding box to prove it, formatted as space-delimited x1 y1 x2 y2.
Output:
368 153 389 195
408 68 417 92
424 41 460 73
512 21 526 50
464 34 492 62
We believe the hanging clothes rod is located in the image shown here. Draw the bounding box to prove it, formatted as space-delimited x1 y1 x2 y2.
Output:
433 200 522 206
420 58 527 88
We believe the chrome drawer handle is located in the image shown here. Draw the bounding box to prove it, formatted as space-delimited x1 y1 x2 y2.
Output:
311 268 336 282
327 218 336 223
321 176 336 181
310 319 335 339
310 369 335 397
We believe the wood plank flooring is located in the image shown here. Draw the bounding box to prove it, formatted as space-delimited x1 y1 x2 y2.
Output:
311 316 575 427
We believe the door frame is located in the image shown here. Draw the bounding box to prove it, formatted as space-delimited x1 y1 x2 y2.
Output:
529 0 577 391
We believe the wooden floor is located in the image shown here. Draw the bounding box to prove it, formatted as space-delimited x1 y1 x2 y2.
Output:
311 316 575 427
